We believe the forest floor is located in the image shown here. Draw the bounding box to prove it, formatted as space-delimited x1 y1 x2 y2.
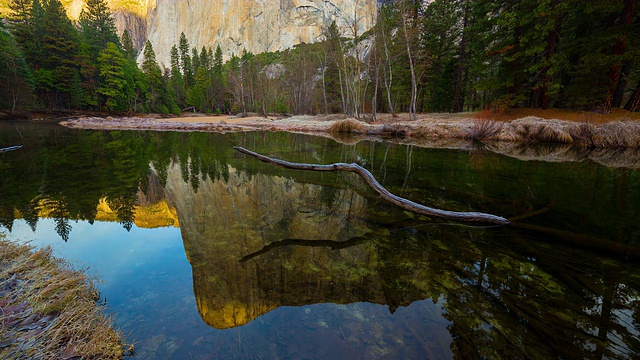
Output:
57 108 640 168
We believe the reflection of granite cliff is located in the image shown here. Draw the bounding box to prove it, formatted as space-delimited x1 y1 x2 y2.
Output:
163 162 387 329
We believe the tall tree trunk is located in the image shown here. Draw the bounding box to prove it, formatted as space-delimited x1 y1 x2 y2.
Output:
453 2 468 113
401 1 417 120
603 0 636 113
625 80 640 111
612 60 632 108
382 25 396 117
538 0 562 109
321 53 328 114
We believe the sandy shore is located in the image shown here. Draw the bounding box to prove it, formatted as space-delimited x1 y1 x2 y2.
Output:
59 113 640 168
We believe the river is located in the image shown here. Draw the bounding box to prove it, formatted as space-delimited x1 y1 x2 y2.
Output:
1 121 639 359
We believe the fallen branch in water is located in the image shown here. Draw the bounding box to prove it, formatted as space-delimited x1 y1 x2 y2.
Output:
510 222 640 258
234 146 510 225
240 236 370 263
0 145 23 153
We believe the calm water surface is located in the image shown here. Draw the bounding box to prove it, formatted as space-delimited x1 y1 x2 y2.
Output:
1 121 640 359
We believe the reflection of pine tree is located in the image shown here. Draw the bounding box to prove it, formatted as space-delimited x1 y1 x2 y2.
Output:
180 156 190 184
20 199 41 232
0 205 15 232
189 156 200 193
107 192 137 232
45 198 72 241
54 216 72 242
151 161 168 188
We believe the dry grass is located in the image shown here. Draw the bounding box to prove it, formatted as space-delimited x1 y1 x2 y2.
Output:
510 117 574 144
474 107 640 124
591 121 640 148
0 239 126 359
328 118 366 134
467 118 504 142
492 117 640 148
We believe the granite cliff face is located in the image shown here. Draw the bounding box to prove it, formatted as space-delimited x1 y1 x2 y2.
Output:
143 0 377 66
2 0 376 64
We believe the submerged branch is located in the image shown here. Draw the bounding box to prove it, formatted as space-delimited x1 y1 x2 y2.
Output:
510 222 640 258
234 146 510 225
0 145 23 153
240 236 370 263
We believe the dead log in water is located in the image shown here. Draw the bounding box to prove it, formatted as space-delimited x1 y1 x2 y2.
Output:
234 146 510 225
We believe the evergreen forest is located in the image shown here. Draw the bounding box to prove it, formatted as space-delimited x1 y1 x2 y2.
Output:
1 0 640 117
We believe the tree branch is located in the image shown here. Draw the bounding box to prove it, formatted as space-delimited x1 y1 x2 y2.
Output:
234 146 510 225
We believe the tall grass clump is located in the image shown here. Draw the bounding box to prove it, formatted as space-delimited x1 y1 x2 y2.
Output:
511 117 573 144
328 118 366 134
592 121 640 148
467 118 504 142
0 239 126 359
568 120 640 148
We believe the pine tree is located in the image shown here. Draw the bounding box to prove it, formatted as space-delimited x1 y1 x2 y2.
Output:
170 44 185 107
186 67 208 111
79 0 120 60
142 40 163 111
200 46 211 72
179 32 192 89
8 0 44 69
213 45 223 80
121 29 137 59
77 42 99 108
7 0 32 44
43 0 82 108
98 42 127 111
191 47 200 75
123 55 146 113
211 44 225 112
0 22 33 111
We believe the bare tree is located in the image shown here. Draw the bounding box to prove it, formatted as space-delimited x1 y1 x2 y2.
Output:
399 0 418 120
374 3 398 117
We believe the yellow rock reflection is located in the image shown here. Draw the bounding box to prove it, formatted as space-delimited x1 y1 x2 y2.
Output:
163 162 383 329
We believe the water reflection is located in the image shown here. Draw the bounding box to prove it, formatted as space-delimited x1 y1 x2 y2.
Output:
2 122 640 358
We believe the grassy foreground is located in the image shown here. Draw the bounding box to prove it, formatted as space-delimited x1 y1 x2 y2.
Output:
0 238 126 359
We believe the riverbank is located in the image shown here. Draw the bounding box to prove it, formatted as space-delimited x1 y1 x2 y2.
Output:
0 238 126 359
54 110 640 168
58 110 640 147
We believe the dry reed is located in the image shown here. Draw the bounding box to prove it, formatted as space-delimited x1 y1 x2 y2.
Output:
0 239 126 359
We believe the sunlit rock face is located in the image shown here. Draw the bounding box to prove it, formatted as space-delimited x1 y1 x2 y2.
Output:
162 162 386 329
57 0 150 50
1 0 376 64
112 10 148 50
142 0 377 66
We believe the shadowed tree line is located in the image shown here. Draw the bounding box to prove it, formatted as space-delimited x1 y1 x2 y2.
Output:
1 0 640 116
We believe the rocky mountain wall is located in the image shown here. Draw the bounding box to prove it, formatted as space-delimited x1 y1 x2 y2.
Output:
2 0 376 64
143 0 378 67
